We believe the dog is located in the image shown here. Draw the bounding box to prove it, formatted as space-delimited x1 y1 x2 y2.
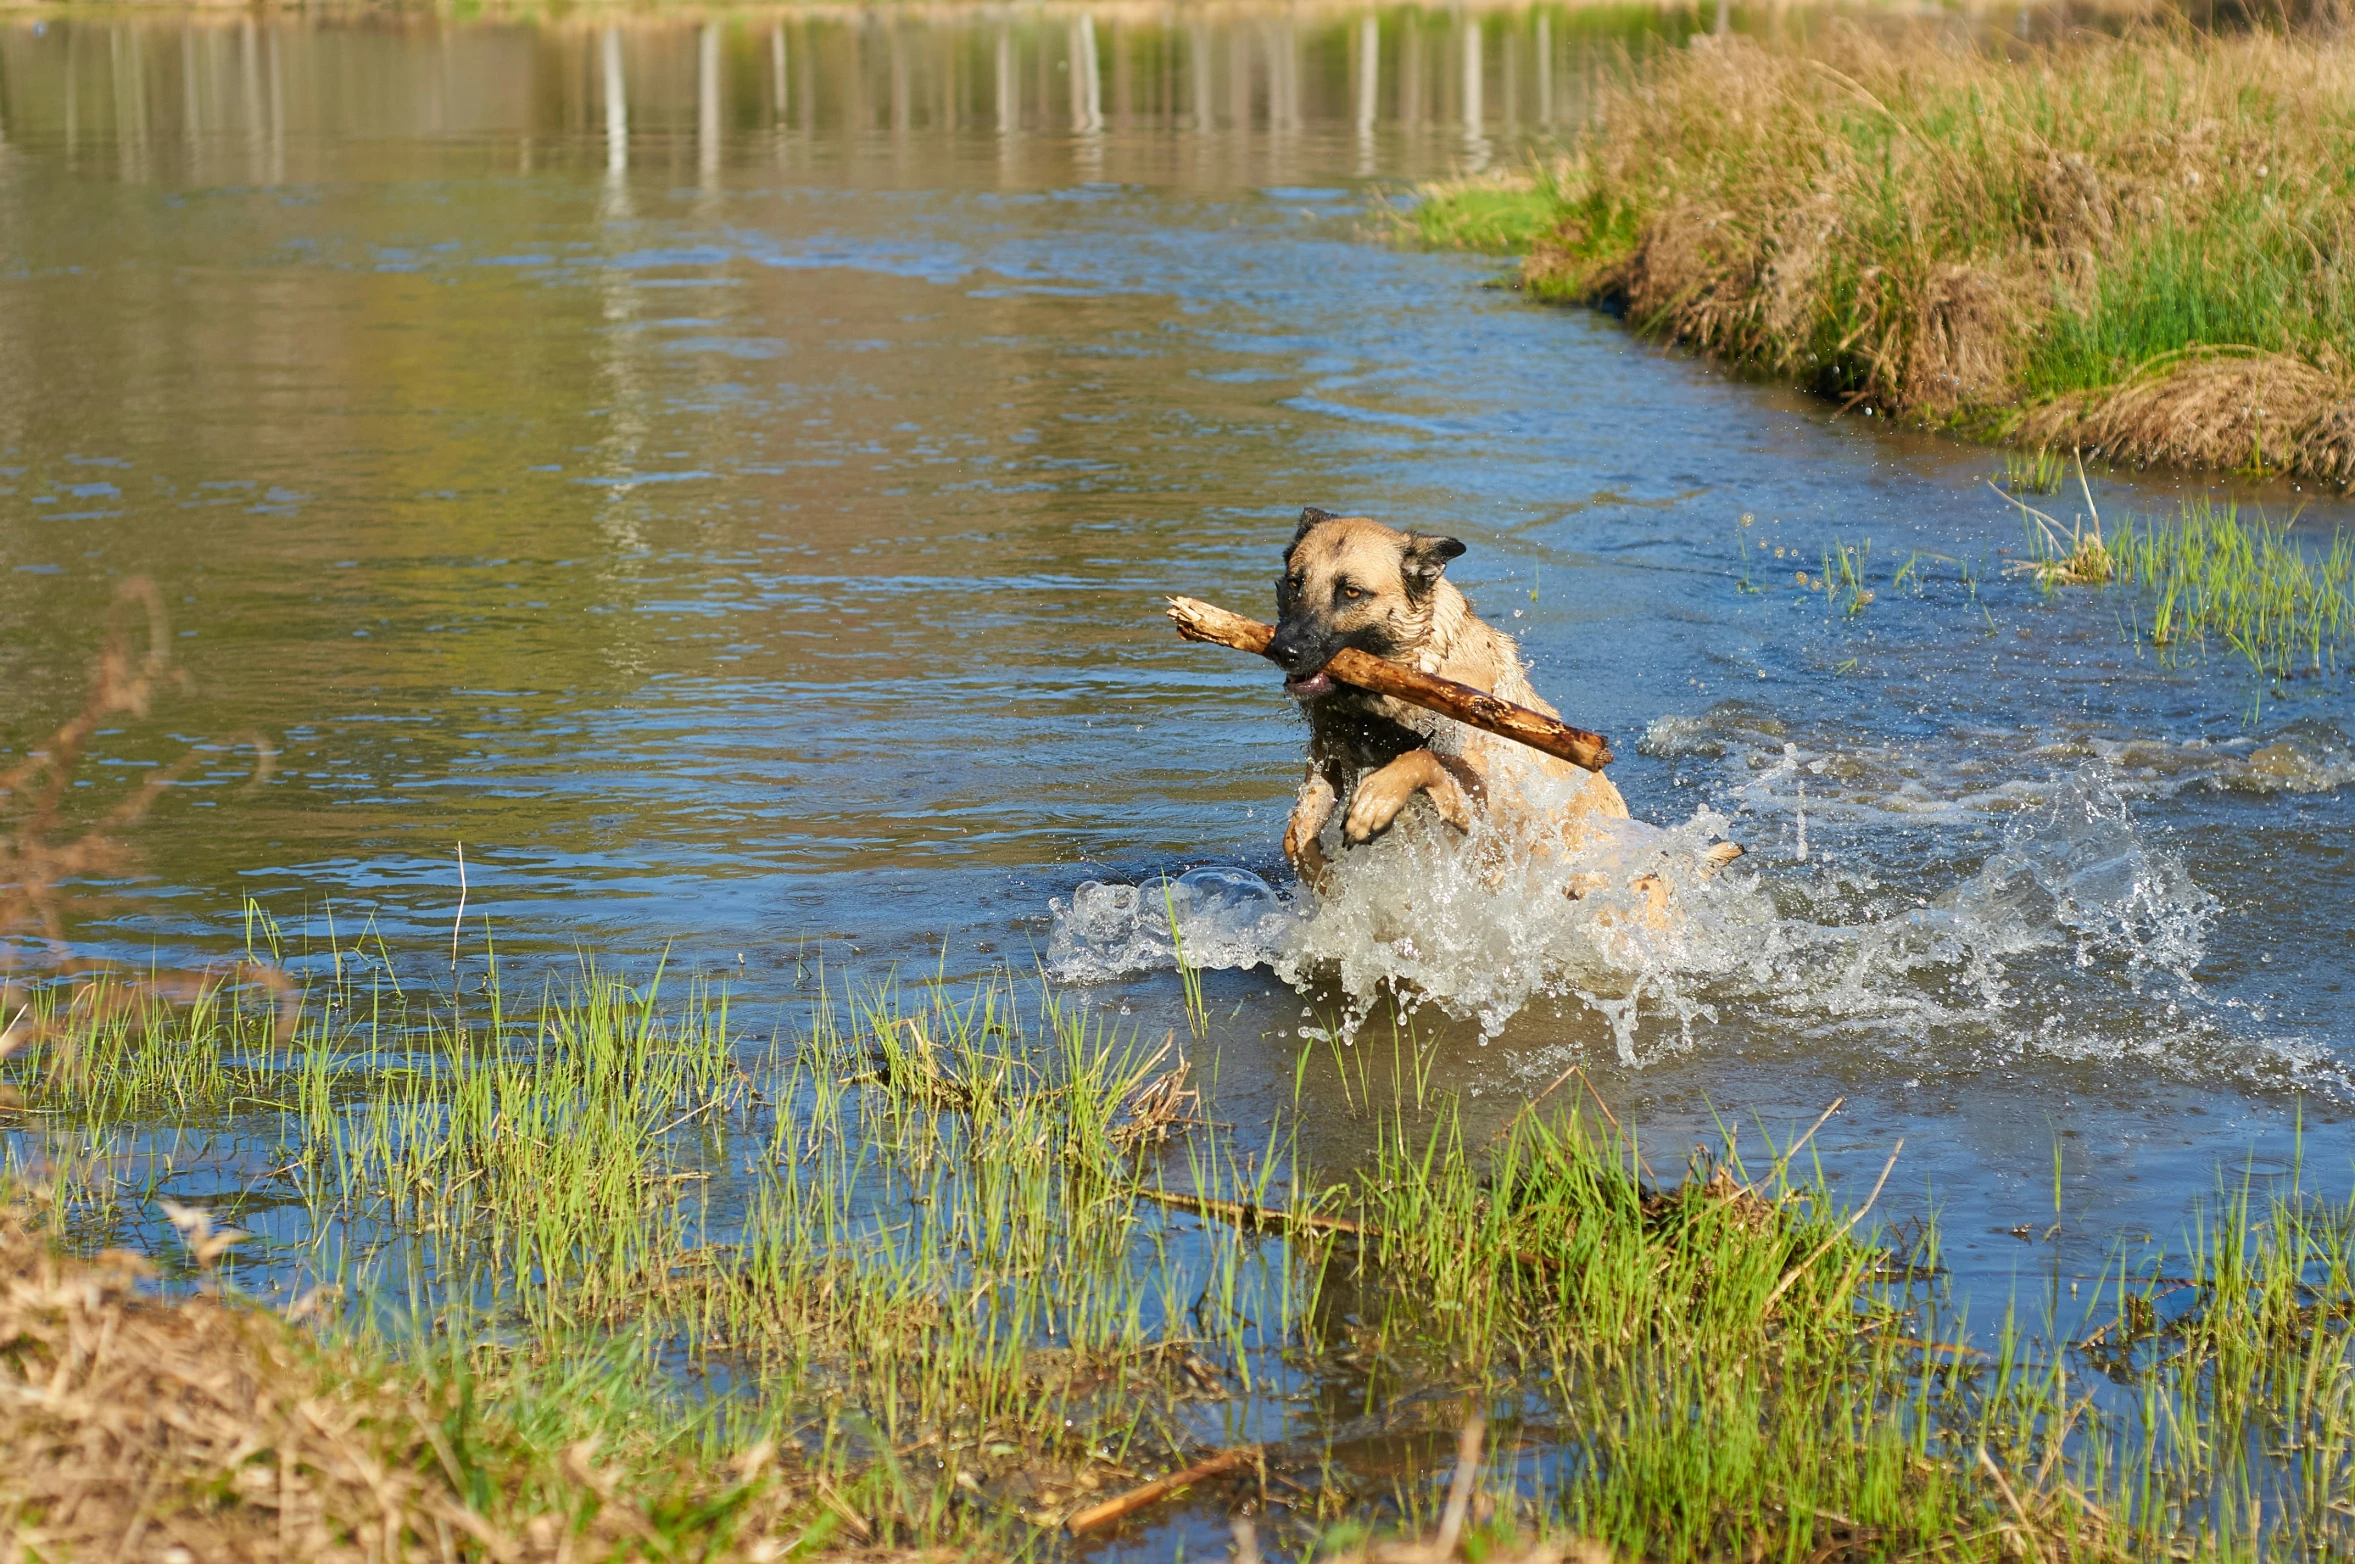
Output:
1266 507 1734 897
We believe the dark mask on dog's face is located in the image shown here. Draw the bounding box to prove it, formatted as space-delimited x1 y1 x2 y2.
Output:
1268 508 1465 698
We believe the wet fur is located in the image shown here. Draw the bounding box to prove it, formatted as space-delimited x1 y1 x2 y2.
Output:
1269 510 1634 889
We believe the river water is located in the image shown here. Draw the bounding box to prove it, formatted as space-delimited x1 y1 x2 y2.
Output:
4 3 2355 1356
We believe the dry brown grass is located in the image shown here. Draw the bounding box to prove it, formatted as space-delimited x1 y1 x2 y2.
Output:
0 1209 925 1563
1425 26 2355 484
2014 344 2355 485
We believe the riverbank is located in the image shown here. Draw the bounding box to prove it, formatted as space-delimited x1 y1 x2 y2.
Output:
6 962 2354 1558
1413 27 2355 487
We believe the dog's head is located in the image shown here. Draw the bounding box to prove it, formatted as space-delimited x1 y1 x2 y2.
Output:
1267 506 1466 699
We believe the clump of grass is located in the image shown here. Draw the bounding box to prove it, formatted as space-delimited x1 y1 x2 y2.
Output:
2112 499 2355 676
2001 451 2121 589
1341 1106 1992 1558
1412 28 2355 486
2003 447 2067 495
2006 479 2355 676
1405 169 1560 255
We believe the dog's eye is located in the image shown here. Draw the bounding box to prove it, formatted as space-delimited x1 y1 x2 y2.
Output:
1341 586 1364 601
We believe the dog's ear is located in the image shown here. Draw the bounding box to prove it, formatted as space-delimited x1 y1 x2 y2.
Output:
1291 506 1339 547
1402 533 1467 595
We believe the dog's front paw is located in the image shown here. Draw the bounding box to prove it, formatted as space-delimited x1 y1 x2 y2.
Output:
1342 774 1414 843
1285 818 1335 891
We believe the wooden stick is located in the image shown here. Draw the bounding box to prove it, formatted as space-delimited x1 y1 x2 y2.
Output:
1165 596 1614 773
1066 1445 1261 1535
1136 1184 1368 1238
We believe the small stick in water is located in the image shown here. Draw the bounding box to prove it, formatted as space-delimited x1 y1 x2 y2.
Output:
1165 596 1614 773
1065 1445 1261 1535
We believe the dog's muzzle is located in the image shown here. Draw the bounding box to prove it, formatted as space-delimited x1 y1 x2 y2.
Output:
1267 622 1338 699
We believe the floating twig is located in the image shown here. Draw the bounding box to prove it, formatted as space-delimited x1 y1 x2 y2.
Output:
1066 1444 1261 1535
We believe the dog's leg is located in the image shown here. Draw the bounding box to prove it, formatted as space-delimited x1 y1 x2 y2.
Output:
1284 766 1339 888
1343 749 1475 844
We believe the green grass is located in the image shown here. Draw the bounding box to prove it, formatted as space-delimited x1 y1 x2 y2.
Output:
2011 492 2355 679
2029 210 2350 396
2002 447 2067 496
2111 501 2355 679
8 942 2355 1557
1406 177 1560 256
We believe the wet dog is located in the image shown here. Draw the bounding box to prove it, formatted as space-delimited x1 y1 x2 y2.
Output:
1267 507 1731 895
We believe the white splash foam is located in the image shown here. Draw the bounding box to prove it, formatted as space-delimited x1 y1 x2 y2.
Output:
1050 761 1759 1058
1046 866 1303 981
1043 752 2346 1091
1643 702 2355 815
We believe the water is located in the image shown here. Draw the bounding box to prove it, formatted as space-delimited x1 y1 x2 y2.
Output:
5 0 2355 1525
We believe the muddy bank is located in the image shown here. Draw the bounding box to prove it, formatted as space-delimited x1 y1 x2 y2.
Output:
1415 27 2355 487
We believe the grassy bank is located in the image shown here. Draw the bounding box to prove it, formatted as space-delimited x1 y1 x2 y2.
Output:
5 950 2355 1557
1414 27 2355 486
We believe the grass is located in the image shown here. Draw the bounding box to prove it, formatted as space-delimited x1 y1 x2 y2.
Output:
1410 26 2355 487
2007 484 2355 678
7 946 2355 1558
2003 447 2069 496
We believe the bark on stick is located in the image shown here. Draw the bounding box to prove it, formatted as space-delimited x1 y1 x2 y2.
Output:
1164 595 1614 772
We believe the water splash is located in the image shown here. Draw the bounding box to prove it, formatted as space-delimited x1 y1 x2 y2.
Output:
1046 866 1301 981
1051 762 1756 1057
1044 753 2349 1091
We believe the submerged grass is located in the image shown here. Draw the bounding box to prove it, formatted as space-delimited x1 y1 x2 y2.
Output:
5 947 2355 1558
1411 27 2355 487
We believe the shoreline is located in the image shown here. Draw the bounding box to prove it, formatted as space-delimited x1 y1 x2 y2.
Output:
1411 25 2355 490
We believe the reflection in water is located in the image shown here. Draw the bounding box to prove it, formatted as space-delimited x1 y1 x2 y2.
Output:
601 26 626 178
0 2 1710 183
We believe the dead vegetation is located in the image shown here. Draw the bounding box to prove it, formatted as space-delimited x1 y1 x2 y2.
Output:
1421 27 2355 485
0 1206 933 1563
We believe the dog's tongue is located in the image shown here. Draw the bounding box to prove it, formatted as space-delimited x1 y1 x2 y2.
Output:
1284 670 1333 699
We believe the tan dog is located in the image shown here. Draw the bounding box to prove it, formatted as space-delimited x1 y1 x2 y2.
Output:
1267 508 1723 895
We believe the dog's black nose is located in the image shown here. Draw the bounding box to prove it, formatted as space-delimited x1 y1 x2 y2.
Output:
1266 627 1310 672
